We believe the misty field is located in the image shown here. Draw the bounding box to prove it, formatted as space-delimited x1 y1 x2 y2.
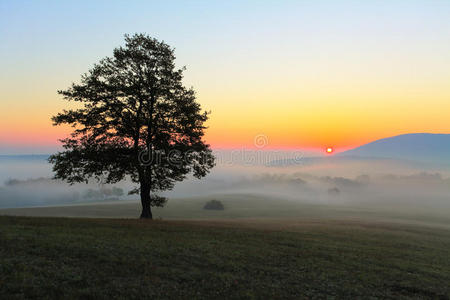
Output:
2 194 450 228
1 215 449 299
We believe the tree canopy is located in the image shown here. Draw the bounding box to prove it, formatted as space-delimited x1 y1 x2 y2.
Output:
50 33 215 218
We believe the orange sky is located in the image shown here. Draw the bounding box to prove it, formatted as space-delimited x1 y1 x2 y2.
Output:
1 1 450 154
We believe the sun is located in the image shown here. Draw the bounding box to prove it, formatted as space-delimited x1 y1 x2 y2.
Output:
326 147 333 154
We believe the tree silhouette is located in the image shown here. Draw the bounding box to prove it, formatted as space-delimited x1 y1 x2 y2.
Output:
50 33 215 219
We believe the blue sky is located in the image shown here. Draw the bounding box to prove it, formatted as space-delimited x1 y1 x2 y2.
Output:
1 1 450 154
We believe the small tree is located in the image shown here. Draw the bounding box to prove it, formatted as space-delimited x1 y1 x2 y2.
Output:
50 33 215 219
111 187 124 197
203 200 224 210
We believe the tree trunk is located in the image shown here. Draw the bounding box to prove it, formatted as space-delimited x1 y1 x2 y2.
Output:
140 184 152 219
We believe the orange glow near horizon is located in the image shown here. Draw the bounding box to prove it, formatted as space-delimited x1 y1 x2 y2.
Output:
2 109 450 154
2 1 450 154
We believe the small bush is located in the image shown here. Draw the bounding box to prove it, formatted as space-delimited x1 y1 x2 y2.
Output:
203 199 224 210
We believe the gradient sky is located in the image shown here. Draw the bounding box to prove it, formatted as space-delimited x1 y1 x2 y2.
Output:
1 0 450 154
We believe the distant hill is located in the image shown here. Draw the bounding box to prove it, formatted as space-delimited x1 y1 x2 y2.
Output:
339 133 450 163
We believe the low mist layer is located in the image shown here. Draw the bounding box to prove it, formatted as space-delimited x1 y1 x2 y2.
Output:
1 154 450 222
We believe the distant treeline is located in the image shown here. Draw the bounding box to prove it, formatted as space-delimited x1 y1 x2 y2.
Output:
0 177 127 209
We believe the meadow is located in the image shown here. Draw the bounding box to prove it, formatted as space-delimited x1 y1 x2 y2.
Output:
2 194 450 227
1 196 450 299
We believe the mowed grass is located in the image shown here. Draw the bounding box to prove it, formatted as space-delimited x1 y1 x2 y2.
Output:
1 216 450 299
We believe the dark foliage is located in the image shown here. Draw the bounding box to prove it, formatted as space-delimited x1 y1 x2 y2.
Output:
203 199 224 210
49 33 215 218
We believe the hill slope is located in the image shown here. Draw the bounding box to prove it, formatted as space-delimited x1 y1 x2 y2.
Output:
1 216 449 298
339 133 450 163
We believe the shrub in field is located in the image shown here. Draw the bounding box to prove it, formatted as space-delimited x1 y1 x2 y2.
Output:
203 200 224 210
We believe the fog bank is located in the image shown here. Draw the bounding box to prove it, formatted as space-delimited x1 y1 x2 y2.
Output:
1 154 450 214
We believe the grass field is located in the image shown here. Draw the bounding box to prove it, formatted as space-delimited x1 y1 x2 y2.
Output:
1 214 450 299
2 194 450 228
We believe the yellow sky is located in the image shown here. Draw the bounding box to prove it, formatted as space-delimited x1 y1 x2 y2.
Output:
1 1 450 154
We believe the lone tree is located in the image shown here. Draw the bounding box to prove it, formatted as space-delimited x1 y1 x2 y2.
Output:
50 33 215 219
